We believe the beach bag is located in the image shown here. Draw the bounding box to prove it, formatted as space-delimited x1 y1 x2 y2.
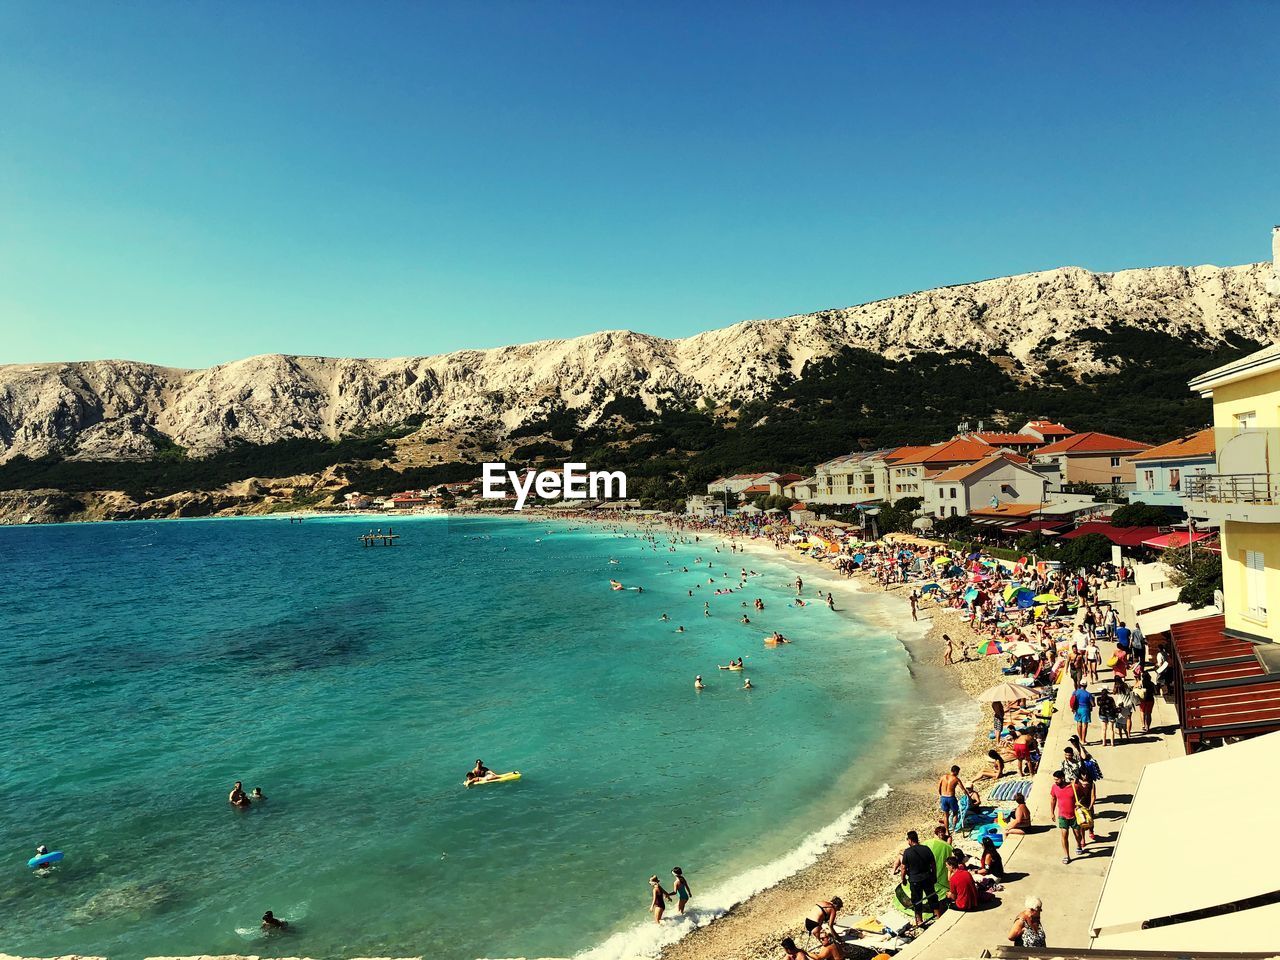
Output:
1106 655 1118 667
1069 691 1079 711
1084 757 1104 781
1073 784 1094 827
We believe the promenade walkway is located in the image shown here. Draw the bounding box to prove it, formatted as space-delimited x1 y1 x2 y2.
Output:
902 595 1184 959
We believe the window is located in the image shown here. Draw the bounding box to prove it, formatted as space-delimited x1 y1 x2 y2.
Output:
1169 468 1181 492
950 487 957 499
950 506 957 517
1236 411 1257 433
1245 550 1268 623
1110 456 1122 467
1111 476 1122 484
1143 470 1155 491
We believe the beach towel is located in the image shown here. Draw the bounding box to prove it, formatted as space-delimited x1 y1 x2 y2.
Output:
987 779 1033 803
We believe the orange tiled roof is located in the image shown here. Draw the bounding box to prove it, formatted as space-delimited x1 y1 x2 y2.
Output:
889 438 999 466
1024 420 1074 436
1128 428 1215 462
742 484 772 494
929 452 1032 483
1036 432 1152 455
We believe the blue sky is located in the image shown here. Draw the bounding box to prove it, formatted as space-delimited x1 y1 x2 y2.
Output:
2 2 1277 368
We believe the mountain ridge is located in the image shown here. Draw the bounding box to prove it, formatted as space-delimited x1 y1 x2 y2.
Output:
2 260 1275 464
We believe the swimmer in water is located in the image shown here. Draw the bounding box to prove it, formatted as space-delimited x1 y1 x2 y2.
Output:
250 787 267 801
465 759 498 784
694 675 705 690
743 678 753 689
660 613 669 622
676 626 685 633
741 615 751 624
229 781 250 807
262 911 289 931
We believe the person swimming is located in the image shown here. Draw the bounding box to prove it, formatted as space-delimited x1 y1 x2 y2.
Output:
250 787 267 801
465 759 498 784
229 781 250 807
694 675 705 690
742 677 753 689
261 910 289 931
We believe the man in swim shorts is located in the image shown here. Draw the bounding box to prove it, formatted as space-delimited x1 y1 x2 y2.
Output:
938 765 964 833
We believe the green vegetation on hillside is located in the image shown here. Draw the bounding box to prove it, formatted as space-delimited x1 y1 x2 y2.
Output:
0 326 1262 503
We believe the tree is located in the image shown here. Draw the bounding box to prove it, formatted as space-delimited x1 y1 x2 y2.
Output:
1058 534 1114 571
1109 502 1175 527
1162 544 1223 609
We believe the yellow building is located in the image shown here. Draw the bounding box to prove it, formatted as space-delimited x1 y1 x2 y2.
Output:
1186 342 1280 644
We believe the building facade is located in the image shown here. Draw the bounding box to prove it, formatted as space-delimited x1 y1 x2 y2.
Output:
1186 343 1280 644
923 453 1052 518
1127 428 1216 509
1034 432 1153 485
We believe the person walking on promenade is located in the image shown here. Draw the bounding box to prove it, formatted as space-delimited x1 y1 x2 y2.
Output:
1139 672 1156 733
1050 770 1084 863
1070 681 1094 744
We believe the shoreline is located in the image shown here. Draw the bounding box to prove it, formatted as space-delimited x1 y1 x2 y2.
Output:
541 514 1004 960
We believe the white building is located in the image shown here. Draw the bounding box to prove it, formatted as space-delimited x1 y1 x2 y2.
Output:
923 452 1054 518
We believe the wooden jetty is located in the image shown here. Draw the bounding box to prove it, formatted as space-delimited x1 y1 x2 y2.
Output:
359 531 400 547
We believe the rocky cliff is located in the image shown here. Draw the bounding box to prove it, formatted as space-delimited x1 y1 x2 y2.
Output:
1 261 1275 463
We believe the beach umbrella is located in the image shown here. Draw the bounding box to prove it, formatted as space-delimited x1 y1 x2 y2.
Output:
1002 584 1020 602
977 639 1003 656
1034 593 1061 604
963 587 979 602
932 557 949 566
1008 641 1037 657
975 681 1038 702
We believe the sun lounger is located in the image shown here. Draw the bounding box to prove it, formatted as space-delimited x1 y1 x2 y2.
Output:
986 778 1033 802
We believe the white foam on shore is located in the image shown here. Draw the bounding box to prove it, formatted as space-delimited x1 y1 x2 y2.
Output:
571 784 893 960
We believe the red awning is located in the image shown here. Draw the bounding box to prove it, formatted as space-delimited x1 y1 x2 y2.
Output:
1171 615 1280 751
1058 522 1163 547
1140 531 1214 550
1003 521 1067 535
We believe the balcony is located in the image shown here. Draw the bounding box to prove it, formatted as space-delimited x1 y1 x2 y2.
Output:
1185 473 1280 504
1185 473 1280 525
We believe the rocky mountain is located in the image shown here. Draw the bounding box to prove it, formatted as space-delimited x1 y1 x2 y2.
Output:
1 261 1276 465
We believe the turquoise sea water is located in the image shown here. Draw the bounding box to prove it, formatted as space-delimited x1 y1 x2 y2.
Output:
0 515 943 959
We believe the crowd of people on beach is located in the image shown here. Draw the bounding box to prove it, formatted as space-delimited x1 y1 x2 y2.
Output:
556 510 1166 956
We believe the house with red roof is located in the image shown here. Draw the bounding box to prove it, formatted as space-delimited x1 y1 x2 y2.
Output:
1020 420 1076 442
884 439 1012 498
706 472 780 496
1033 432 1153 485
922 452 1053 518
